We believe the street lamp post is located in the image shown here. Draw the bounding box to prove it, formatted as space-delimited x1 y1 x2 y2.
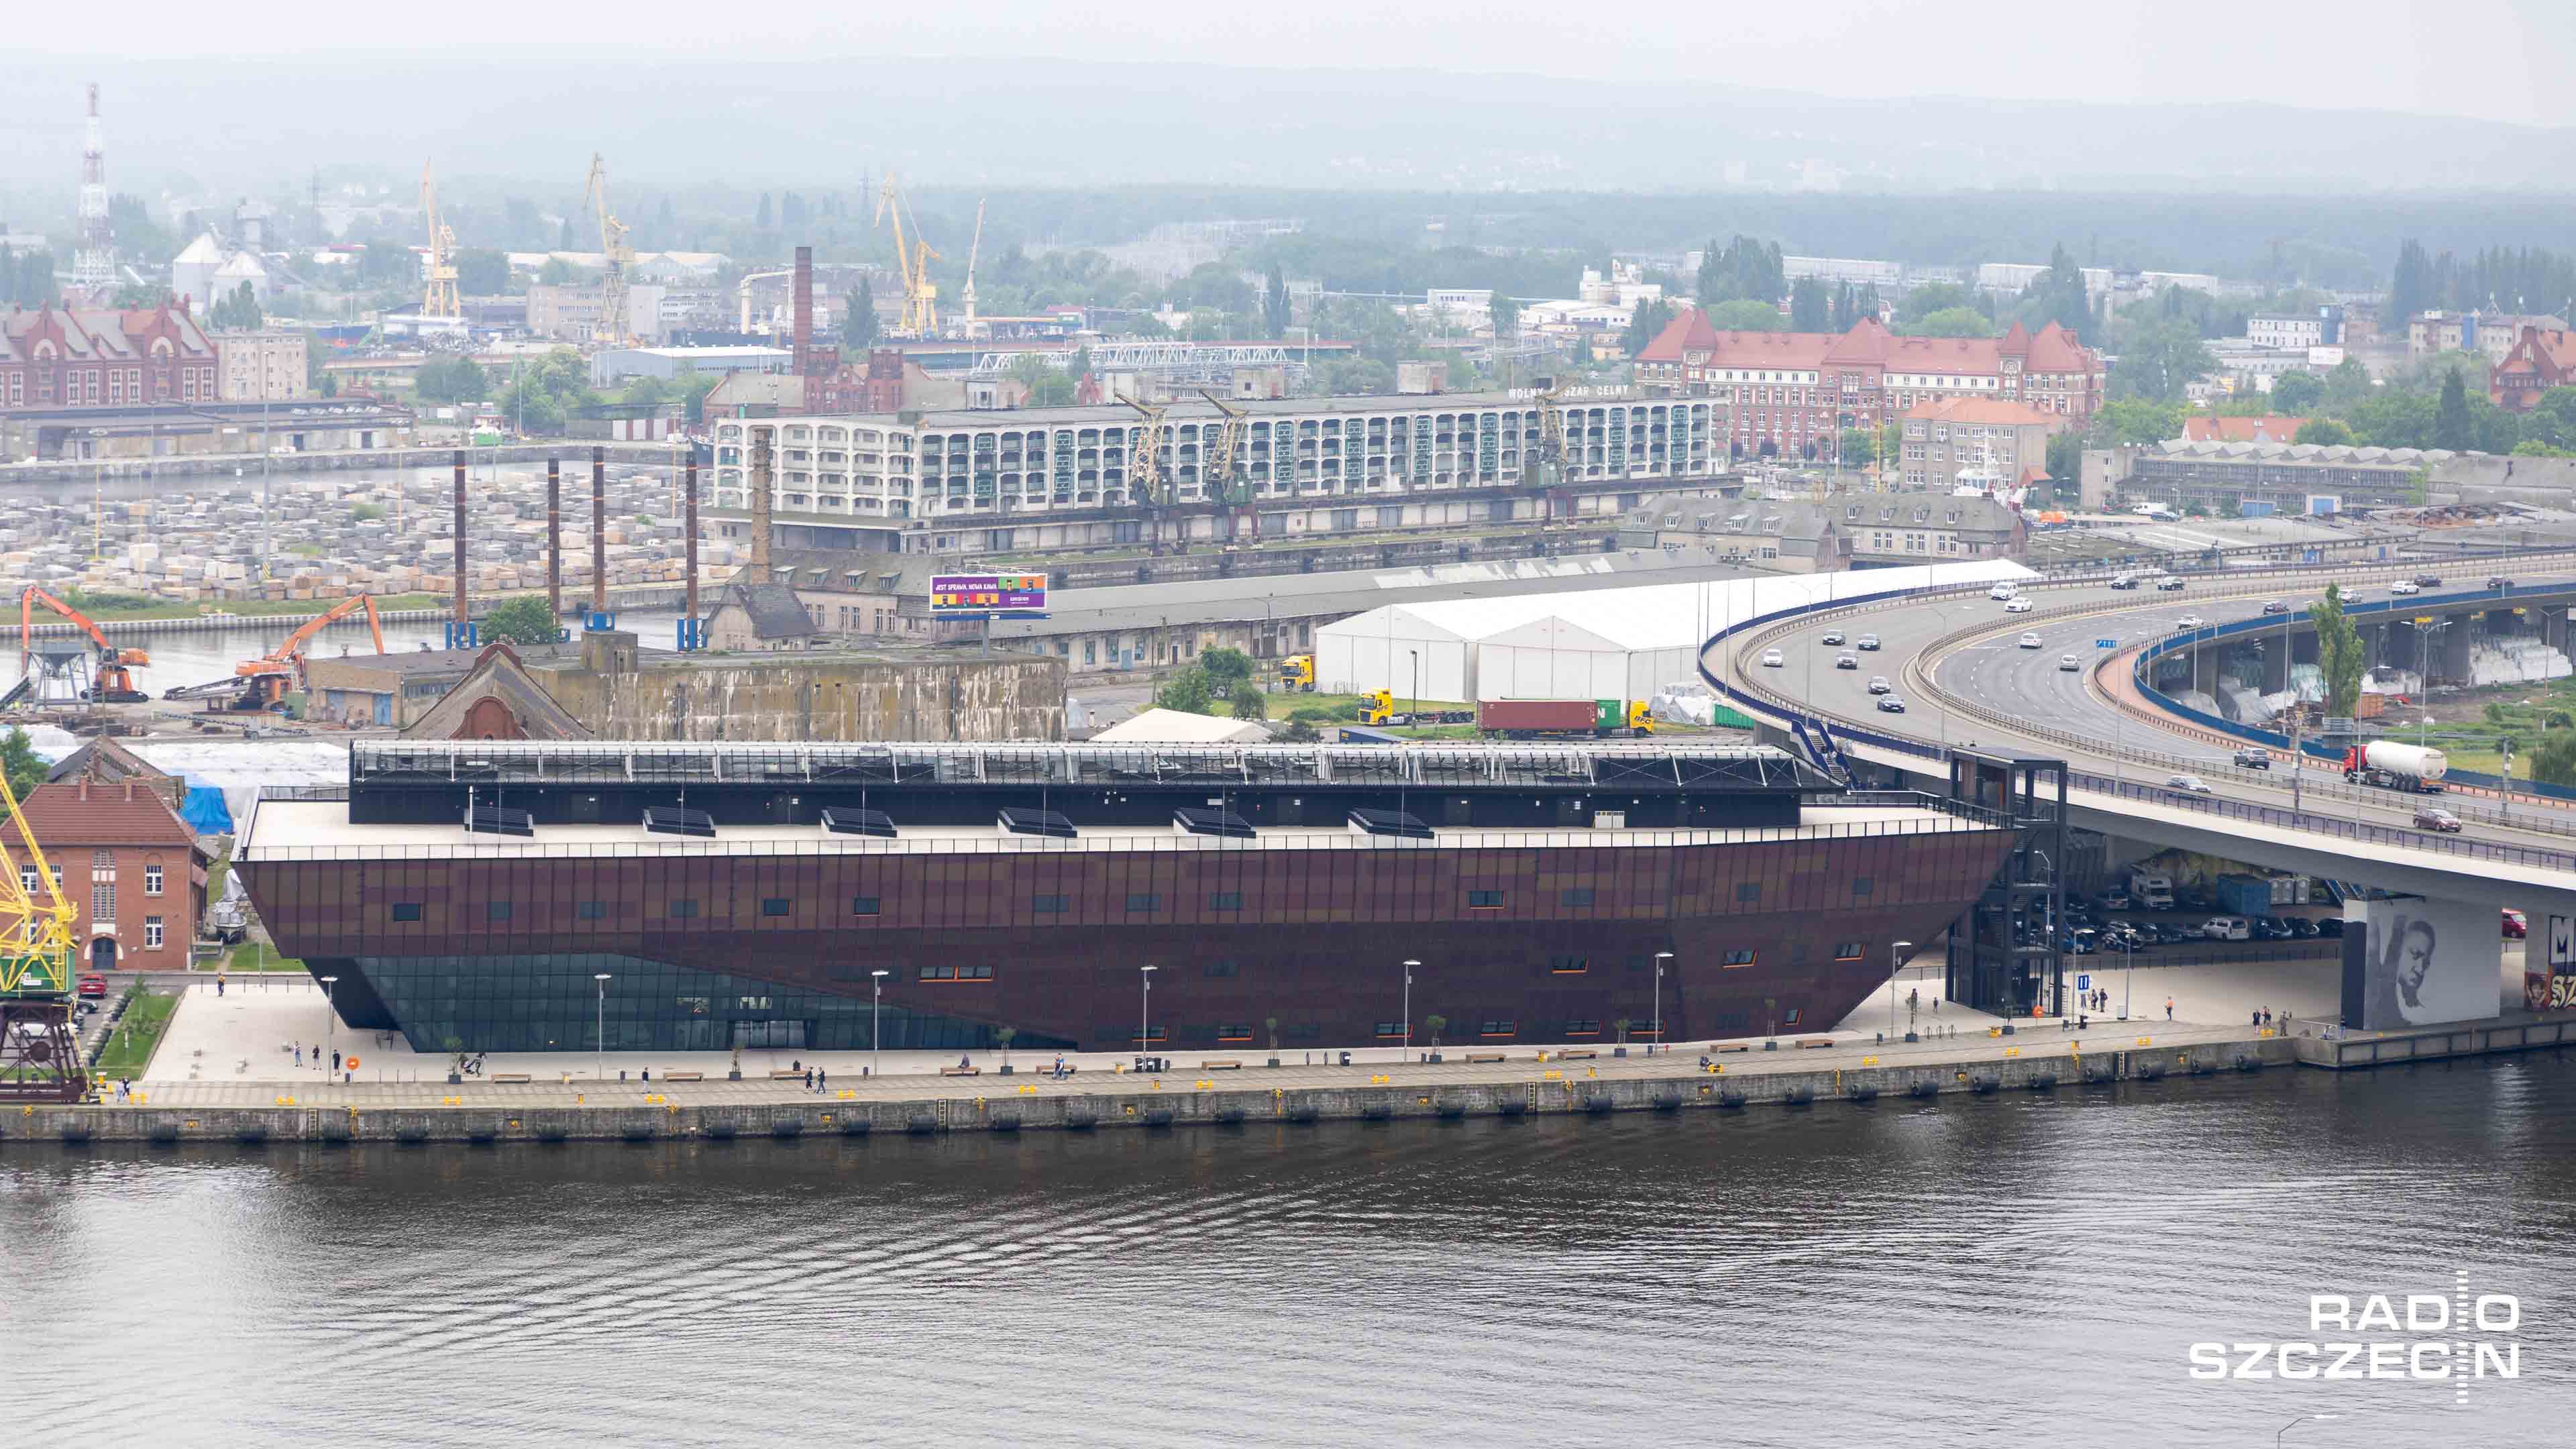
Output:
2275 1413 2339 1447
870 969 889 1077
594 971 612 1079
1652 951 1672 1054
1887 941 1911 1040
2119 934 2134 1021
1401 959 1418 1061
1139 964 1157 1063
319 974 337 1079
1407 649 1419 722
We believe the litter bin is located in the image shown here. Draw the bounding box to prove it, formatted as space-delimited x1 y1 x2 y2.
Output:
1338 1050 1351 1067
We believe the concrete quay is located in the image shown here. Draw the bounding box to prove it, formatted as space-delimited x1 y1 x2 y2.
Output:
20 1020 2297 1147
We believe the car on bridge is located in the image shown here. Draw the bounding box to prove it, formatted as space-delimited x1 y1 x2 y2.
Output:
2175 614 2206 629
2004 596 2035 613
2489 576 2515 590
2390 580 2420 595
2059 654 2081 672
2165 773 2214 795
1876 696 1907 713
1821 629 1846 645
2413 807 2463 833
1989 583 2019 600
2018 632 2043 649
2233 747 2271 769
2262 600 2290 614
2156 576 2188 591
2110 574 2141 590
1835 652 1859 669
1867 676 1893 694
2504 908 2528 938
1761 649 1784 667
1856 633 1881 651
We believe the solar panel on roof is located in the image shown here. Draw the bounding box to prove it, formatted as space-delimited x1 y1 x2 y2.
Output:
1347 808 1433 839
1173 807 1254 839
820 806 897 838
998 806 1077 839
464 804 534 837
643 806 716 838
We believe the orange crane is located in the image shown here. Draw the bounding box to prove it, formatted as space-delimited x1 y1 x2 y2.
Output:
233 594 388 708
17 587 149 703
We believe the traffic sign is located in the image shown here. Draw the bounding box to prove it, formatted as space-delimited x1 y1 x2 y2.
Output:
2095 637 2116 649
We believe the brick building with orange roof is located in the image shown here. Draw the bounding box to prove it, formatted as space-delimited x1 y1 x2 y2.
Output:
1633 311 2104 462
1896 396 2077 494
0 777 209 973
2489 325 2576 412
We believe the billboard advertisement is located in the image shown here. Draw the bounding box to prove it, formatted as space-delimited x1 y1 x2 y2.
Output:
2341 898 2501 1030
928 573 1049 620
2532 914 2576 1012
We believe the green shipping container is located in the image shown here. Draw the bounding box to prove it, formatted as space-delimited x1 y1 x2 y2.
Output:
1594 700 1621 733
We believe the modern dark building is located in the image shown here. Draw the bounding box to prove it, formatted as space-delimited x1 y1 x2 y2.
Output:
237 741 2017 1055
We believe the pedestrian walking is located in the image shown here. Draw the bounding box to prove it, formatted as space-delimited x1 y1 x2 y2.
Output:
294 1046 303 1066
802 1067 814 1089
817 1068 827 1091
2165 998 2175 1020
332 1050 341 1072
215 973 226 997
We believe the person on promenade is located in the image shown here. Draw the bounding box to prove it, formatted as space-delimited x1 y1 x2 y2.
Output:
802 1067 813 1089
216 973 226 997
816 1068 827 1091
2165 998 2174 1020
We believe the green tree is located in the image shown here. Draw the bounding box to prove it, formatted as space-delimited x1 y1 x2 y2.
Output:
0 727 46 800
1199 647 1254 692
414 355 489 405
1620 297 1674 356
1005 352 1076 407
1263 264 1290 337
2114 317 2215 405
2292 417 2353 446
2322 356 2376 411
2530 728 2576 788
2434 366 2474 450
2267 370 2324 413
2090 398 2186 445
1488 290 1522 346
482 594 560 646
2308 583 2365 718
1893 281 1976 331
1697 235 1785 305
537 257 578 286
1703 299 1785 333
674 368 719 424
453 248 510 296
1838 427 1875 468
1153 665 1215 714
2045 431 2084 484
1904 307 1995 338
1788 276 1829 331
492 347 598 435
843 279 879 350
2520 387 2576 449
1230 690 1267 722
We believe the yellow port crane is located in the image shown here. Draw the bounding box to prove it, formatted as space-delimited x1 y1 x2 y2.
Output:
873 171 939 337
958 197 985 338
0 762 83 1103
585 152 635 345
420 160 460 320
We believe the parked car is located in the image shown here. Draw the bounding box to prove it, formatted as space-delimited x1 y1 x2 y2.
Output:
76 974 107 998
1856 633 1882 651
2250 916 2296 941
2202 916 2253 942
2058 654 2081 672
2004 596 2035 613
2066 928 2098 955
2316 918 2346 938
2165 773 2214 796
2018 632 2043 649
2504 908 2528 939
2102 890 2132 911
1761 649 1785 667
2233 747 2271 769
1821 629 1846 645
2414 808 2463 833
1835 652 1859 669
2286 917 2322 938
1867 676 1893 694
2261 599 2290 614
1877 696 1908 713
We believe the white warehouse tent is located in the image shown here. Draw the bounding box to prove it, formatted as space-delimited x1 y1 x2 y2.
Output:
1311 559 2035 702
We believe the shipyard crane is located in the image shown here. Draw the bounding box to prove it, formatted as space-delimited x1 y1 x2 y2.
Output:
18 587 148 704
420 160 461 320
585 152 635 345
1528 375 1574 524
1120 396 1174 555
957 197 985 339
1197 388 1254 535
873 172 939 337
166 594 387 712
0 765 82 1103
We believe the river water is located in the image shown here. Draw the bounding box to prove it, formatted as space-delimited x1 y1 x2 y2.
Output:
6 1060 2571 1446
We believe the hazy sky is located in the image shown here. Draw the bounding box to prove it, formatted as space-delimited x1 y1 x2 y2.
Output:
18 0 2575 127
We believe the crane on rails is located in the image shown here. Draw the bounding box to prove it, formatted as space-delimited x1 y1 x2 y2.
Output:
873 172 940 337
0 765 83 1103
1197 388 1256 539
585 152 635 345
1120 396 1175 555
17 587 148 704
421 160 461 320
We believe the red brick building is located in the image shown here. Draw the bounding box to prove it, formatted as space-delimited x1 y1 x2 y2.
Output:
2489 325 2576 411
0 778 209 973
0 301 220 414
1635 312 2104 460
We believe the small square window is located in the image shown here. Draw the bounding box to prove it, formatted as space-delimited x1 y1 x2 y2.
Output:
1208 891 1242 910
1833 941 1865 961
762 898 792 917
1735 881 1762 902
1125 892 1160 912
1559 887 1594 908
1032 894 1069 914
669 898 700 919
852 896 881 916
1851 877 1874 896
576 900 606 920
1782 1008 1803 1026
1549 955 1588 975
1721 949 1757 967
1466 890 1505 909
1204 960 1240 977
391 902 422 922
486 901 513 922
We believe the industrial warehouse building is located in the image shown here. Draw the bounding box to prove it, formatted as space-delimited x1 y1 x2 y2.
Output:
1310 560 2032 702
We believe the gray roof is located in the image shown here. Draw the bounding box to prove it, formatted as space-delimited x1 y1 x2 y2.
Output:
713 578 818 640
755 549 958 598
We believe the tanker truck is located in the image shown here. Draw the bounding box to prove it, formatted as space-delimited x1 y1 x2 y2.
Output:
2342 741 2447 794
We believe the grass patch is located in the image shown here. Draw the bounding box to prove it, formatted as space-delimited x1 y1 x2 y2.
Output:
92 989 178 1077
219 945 309 973
68 592 449 623
1260 690 1472 722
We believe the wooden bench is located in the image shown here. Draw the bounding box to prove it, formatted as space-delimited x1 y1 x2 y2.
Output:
1711 1044 1750 1054
1199 1059 1242 1070
662 1071 704 1083
941 1066 981 1077
769 1069 808 1079
1556 1049 1599 1061
1794 1038 1837 1049
1464 1053 1507 1064
490 1072 532 1083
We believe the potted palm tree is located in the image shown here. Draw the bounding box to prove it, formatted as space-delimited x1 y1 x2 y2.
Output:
1265 1016 1281 1069
444 1035 467 1085
1424 1014 1446 1063
1613 1017 1631 1057
728 1043 743 1081
1764 997 1779 1051
996 1026 1017 1074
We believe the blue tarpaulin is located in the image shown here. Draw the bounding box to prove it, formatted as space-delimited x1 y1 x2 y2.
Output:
178 786 234 836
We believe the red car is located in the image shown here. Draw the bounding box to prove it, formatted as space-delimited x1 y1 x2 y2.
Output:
75 974 107 998
2504 909 2528 940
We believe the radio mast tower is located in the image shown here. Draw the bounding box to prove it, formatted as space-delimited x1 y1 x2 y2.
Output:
74 83 113 292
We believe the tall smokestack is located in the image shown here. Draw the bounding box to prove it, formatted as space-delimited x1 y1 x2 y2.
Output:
684 455 700 625
451 449 467 626
545 456 561 625
749 427 773 573
590 446 607 614
792 245 813 376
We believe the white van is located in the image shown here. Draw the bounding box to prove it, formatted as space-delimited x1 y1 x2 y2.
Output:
2200 916 2253 942
1988 582 2019 601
